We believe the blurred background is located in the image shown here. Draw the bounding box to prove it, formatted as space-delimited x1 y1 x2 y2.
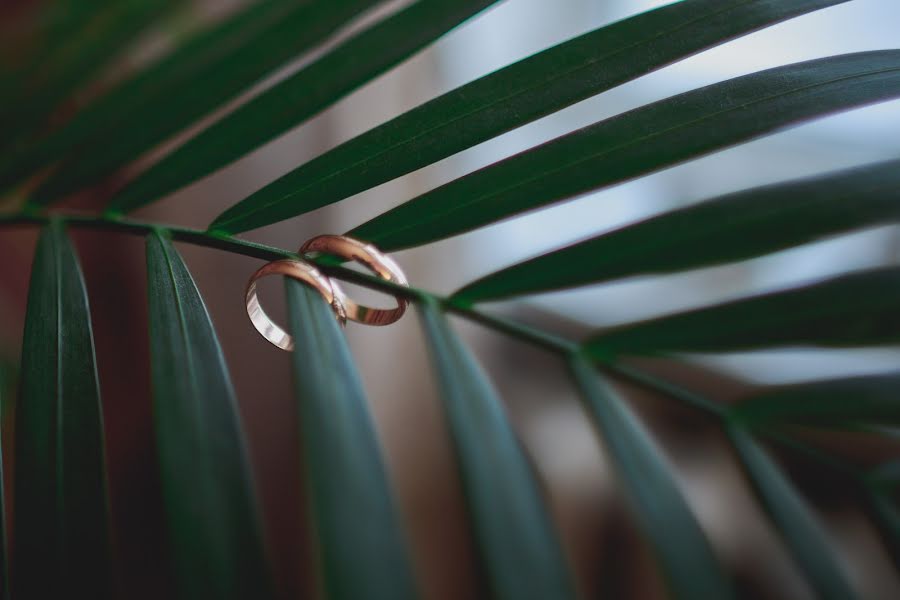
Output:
1 0 899 598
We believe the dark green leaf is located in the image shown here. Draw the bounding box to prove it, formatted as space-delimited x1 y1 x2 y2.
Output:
0 363 9 600
867 461 900 569
28 0 381 206
726 424 858 600
211 0 850 234
109 0 500 215
284 280 418 599
455 159 900 303
0 475 5 600
568 356 734 600
731 372 900 426
767 435 900 573
145 231 273 599
869 461 900 490
349 51 900 250
13 222 110 599
866 490 900 571
0 0 295 191
866 462 900 569
584 266 900 358
2 0 174 145
0 2 105 107
417 299 575 600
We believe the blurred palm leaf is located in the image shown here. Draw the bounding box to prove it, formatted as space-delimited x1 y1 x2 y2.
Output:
584 267 900 357
0 448 5 600
285 279 418 599
29 0 383 205
0 356 13 600
107 0 500 214
418 299 575 599
569 356 734 600
726 425 858 600
1 0 897 598
0 0 294 191
732 373 900 427
867 464 900 569
1 0 175 147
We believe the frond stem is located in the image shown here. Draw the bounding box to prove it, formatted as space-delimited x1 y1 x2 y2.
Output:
0 212 579 354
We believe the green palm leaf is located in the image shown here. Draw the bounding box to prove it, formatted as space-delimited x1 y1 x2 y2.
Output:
569 356 734 600
0 0 294 191
285 279 418 599
0 362 11 600
211 0 849 234
867 491 900 570
2 1 897 597
350 51 900 250
418 299 575 600
455 159 900 303
0 3 99 72
0 468 5 600
866 463 900 568
869 461 900 490
1 2 111 111
145 231 273 599
731 373 900 427
107 0 500 215
29 0 381 206
2 0 174 145
13 221 110 599
726 424 858 600
585 266 900 358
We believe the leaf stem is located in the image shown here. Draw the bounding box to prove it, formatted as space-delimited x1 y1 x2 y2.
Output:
0 210 737 420
0 211 579 354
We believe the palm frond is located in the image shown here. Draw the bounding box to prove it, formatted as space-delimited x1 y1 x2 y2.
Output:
726 425 857 600
209 0 851 234
107 0 501 215
1 0 897 597
348 51 900 250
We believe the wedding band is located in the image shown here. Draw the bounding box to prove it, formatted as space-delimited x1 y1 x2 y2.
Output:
300 234 409 326
245 259 346 351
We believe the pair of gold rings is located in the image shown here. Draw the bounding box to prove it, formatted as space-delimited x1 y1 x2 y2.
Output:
245 235 408 351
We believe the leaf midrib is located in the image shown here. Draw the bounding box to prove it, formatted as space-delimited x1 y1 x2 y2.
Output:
53 225 65 564
154 231 210 477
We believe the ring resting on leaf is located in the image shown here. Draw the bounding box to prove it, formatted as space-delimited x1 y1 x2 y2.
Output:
245 234 409 351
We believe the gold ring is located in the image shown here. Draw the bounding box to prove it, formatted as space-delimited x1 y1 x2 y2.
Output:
300 234 409 326
245 259 346 351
